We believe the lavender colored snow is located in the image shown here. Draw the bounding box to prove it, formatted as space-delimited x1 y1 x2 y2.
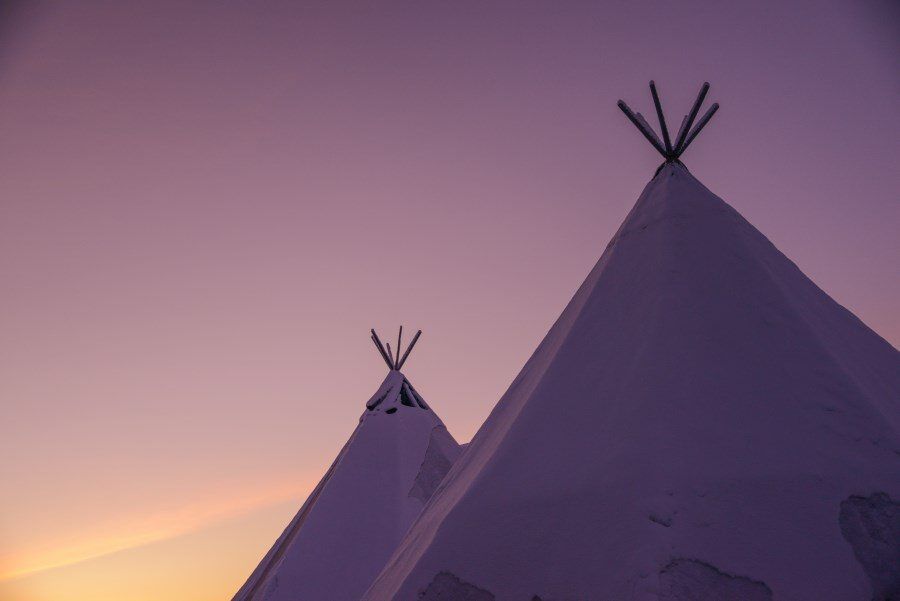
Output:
364 163 900 601
232 370 461 601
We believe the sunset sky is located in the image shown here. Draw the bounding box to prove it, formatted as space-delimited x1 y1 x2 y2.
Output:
1 1 898 600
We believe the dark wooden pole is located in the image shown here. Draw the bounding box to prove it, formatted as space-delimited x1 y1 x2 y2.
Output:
396 330 422 370
396 326 403 367
636 112 665 151
617 100 668 158
649 81 672 155
371 333 393 369
673 114 689 156
679 103 719 156
371 329 394 369
673 82 710 154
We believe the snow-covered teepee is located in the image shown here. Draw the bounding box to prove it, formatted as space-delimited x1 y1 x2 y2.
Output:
364 83 900 601
233 329 462 601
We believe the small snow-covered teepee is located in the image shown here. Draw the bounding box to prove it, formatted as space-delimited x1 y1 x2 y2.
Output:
233 329 461 601
364 83 900 601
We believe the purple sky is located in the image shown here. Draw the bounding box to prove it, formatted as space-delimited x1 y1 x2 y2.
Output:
1 1 898 599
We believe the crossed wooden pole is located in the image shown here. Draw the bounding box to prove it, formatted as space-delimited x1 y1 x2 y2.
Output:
618 81 719 163
371 327 422 371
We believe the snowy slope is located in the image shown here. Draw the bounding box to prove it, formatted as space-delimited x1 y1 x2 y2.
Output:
233 370 461 601
364 163 900 601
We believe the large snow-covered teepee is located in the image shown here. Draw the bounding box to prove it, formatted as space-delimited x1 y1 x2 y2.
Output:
233 329 461 601
364 83 900 601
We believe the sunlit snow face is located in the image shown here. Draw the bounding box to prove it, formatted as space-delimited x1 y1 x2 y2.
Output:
365 373 430 415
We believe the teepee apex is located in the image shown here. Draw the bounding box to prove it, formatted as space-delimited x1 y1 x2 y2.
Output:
618 80 719 164
371 327 422 371
363 150 900 601
234 328 460 601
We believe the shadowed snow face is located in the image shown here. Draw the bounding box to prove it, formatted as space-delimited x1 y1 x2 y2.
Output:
365 370 430 415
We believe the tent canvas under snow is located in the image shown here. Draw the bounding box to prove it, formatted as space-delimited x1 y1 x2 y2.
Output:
363 83 900 601
233 329 462 601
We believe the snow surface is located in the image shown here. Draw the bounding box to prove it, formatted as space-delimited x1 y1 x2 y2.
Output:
232 370 461 601
363 163 900 601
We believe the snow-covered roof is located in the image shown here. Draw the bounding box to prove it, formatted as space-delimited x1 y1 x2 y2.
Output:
232 365 461 601
364 163 900 601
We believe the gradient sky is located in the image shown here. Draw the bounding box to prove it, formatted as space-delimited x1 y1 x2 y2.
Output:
1 1 898 600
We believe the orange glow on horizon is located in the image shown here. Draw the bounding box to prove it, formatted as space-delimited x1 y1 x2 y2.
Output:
2 2 898 601
0 475 314 583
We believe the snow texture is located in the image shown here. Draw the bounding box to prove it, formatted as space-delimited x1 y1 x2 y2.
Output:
659 559 772 600
409 426 461 503
232 370 461 601
418 572 496 600
364 163 900 601
839 492 900 600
